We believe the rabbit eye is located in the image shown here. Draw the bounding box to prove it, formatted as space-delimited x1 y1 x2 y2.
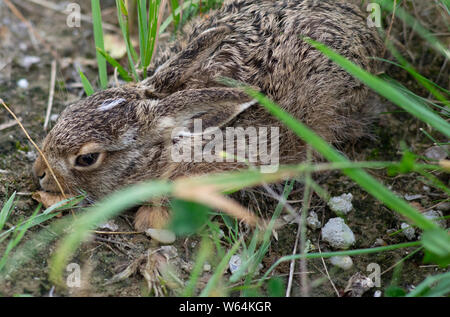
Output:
75 153 100 167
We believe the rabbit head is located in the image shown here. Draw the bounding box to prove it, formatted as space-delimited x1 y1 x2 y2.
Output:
32 85 255 201
32 24 257 201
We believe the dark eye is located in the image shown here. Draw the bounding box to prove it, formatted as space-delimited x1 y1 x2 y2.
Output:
75 153 100 167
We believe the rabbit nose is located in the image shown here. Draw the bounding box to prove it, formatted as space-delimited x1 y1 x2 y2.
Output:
38 172 48 189
32 156 47 184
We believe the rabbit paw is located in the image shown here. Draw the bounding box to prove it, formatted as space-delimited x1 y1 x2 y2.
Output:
134 205 171 231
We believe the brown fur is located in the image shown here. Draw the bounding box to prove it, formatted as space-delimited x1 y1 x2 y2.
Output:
33 0 383 230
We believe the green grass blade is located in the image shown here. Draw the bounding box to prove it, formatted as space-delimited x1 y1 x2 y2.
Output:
0 205 41 271
116 0 140 81
169 0 181 30
0 192 16 231
384 40 449 107
181 238 213 296
143 0 160 68
78 69 95 96
0 196 84 242
96 47 133 82
374 57 450 96
231 180 295 284
91 0 108 89
406 271 450 297
380 75 449 116
199 238 241 297
137 0 149 70
304 38 450 138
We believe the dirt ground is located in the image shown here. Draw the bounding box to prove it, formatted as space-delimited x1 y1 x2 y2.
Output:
0 1 448 297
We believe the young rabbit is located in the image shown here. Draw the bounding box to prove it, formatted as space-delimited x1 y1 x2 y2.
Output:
32 0 383 231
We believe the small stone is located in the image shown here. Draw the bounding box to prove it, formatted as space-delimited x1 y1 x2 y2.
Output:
386 228 397 235
321 217 355 249
422 186 430 192
98 220 119 231
25 151 37 161
17 78 29 89
406 285 416 292
401 223 416 240
344 272 374 297
374 290 382 297
203 263 211 272
328 193 353 215
160 245 178 258
372 238 386 247
423 210 446 229
330 256 353 270
17 56 41 69
50 114 59 122
404 194 423 201
229 255 242 274
424 145 448 161
255 263 264 276
306 211 322 230
145 228 176 244
436 202 450 212
181 260 194 272
303 239 315 253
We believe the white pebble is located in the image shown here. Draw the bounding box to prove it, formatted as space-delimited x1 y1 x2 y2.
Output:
18 56 41 69
374 290 382 297
372 238 386 247
328 193 353 215
330 256 353 270
401 223 416 240
303 239 315 253
229 255 242 274
98 220 119 231
437 202 450 212
145 228 176 244
50 114 59 122
203 263 211 272
306 211 322 230
321 217 355 249
424 145 448 161
423 210 446 229
404 194 423 201
25 151 37 161
17 78 29 89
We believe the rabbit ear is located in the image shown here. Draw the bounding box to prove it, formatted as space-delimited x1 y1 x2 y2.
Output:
155 87 257 137
143 25 232 93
